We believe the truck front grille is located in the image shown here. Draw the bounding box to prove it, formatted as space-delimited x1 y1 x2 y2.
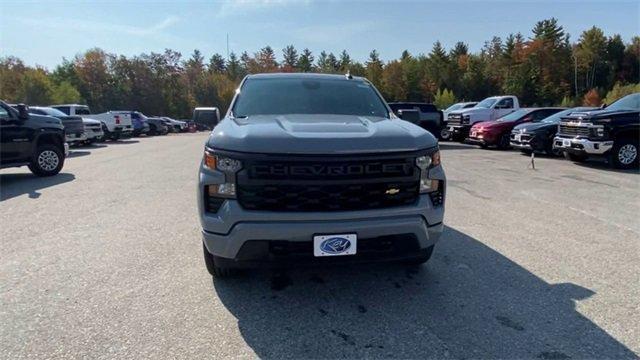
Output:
558 124 591 137
447 114 463 126
236 154 420 212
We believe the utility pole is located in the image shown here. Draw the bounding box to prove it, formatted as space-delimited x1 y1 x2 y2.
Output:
226 33 229 60
574 53 578 96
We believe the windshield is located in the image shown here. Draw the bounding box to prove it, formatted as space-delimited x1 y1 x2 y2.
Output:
232 77 389 118
606 93 640 111
496 109 531 122
40 108 68 117
475 98 497 109
542 107 594 124
445 103 463 112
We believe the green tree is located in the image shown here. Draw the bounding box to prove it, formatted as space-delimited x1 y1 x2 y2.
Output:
51 81 82 103
19 68 54 104
365 50 384 88
433 88 456 109
604 82 640 105
208 53 226 74
226 52 244 81
297 48 314 72
282 45 298 71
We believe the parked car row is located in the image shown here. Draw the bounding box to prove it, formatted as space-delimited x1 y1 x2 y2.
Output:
0 100 220 177
437 93 639 169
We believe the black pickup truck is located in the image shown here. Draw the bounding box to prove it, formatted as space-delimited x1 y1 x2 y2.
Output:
553 93 639 169
388 102 444 139
0 101 68 176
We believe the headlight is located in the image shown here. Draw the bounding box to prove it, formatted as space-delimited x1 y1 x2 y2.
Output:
416 151 441 193
593 125 605 138
207 183 236 198
203 149 243 172
203 149 242 200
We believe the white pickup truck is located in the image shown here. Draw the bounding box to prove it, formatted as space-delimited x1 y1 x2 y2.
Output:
446 95 520 141
50 104 133 141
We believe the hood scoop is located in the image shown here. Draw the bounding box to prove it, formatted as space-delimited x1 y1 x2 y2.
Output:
275 115 371 134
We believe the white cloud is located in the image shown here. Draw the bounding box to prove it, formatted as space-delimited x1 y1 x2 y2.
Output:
16 15 180 39
216 0 310 18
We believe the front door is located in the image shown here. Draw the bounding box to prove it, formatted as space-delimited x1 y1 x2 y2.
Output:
0 105 32 165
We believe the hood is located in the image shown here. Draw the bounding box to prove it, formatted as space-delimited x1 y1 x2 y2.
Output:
207 114 437 154
563 109 638 121
449 107 491 117
82 118 101 125
60 116 85 133
27 114 64 130
471 120 502 129
513 121 555 133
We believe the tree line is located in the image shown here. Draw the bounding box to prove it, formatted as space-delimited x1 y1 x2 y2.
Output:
1 18 638 119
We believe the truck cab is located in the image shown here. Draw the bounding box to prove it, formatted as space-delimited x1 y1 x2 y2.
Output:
388 102 444 139
1 101 68 176
51 104 133 141
447 96 520 141
193 107 220 130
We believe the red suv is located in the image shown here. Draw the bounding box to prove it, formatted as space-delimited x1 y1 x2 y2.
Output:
467 108 564 149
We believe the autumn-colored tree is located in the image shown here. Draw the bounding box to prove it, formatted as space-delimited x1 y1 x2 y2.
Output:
582 88 601 106
2 19 638 118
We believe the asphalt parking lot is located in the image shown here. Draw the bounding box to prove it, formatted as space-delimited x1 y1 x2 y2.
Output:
1 133 638 359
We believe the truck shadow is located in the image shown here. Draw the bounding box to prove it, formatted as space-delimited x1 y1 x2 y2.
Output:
211 226 635 359
0 172 75 201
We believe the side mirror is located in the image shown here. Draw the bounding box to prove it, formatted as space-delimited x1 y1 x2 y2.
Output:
521 116 533 122
17 104 29 120
600 103 607 109
397 109 420 124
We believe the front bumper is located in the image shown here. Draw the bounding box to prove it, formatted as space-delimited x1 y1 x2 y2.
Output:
466 131 498 146
510 132 546 151
85 128 104 140
553 136 613 155
199 164 446 265
448 124 471 137
66 132 87 143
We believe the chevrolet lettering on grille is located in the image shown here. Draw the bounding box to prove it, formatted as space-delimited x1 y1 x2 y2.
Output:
251 162 412 178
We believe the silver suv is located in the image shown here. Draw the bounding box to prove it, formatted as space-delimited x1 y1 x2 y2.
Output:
198 73 446 277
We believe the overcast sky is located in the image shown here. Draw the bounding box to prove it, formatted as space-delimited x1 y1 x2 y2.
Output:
1 0 638 69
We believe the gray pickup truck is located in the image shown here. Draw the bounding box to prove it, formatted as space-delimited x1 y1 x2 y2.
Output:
198 73 446 277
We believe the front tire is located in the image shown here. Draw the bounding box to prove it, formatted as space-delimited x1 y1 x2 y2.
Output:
203 242 234 278
28 144 64 177
611 139 639 169
439 127 452 141
498 133 511 150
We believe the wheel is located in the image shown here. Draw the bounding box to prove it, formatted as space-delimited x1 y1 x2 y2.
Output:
28 144 64 177
98 124 109 142
564 151 588 162
498 133 511 150
480 143 488 149
148 125 157 136
203 242 234 278
439 127 452 141
546 143 562 157
520 149 533 155
403 245 435 266
611 138 639 169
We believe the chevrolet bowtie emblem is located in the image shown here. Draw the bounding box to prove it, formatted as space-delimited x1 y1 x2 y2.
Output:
385 188 400 195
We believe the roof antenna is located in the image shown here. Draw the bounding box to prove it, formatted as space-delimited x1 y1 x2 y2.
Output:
345 71 353 80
